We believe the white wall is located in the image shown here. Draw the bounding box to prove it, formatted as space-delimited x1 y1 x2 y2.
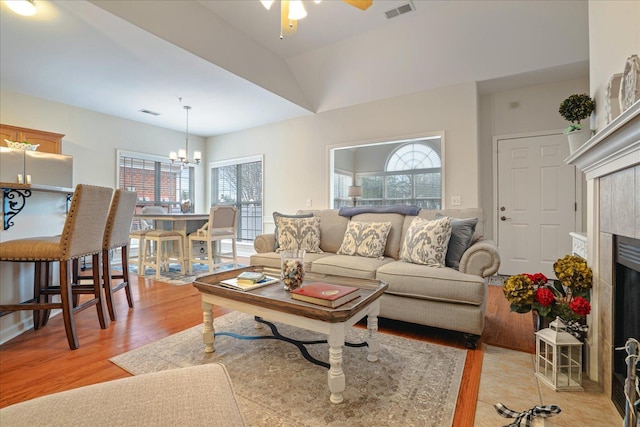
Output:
207 82 479 231
589 0 640 131
0 90 207 210
478 77 590 239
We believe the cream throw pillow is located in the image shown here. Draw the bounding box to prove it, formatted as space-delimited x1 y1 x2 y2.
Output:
400 216 452 267
274 216 322 253
337 221 392 260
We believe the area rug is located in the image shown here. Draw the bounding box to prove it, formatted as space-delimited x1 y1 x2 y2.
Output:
110 311 467 427
127 263 246 285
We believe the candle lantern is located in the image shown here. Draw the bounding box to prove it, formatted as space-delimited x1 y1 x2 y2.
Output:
535 317 583 391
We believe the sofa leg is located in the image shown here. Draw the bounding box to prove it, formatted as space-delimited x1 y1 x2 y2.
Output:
463 333 480 349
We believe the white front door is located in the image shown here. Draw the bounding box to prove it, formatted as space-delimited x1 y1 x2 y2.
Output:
497 132 576 277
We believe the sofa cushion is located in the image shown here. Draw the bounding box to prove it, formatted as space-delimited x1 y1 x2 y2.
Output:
417 208 484 243
274 215 322 253
337 221 392 259
273 212 312 251
400 216 452 267
439 216 478 270
350 212 407 259
376 261 485 306
297 209 349 253
250 251 333 272
311 254 395 279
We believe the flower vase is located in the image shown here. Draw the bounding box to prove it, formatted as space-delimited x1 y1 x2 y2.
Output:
532 310 551 332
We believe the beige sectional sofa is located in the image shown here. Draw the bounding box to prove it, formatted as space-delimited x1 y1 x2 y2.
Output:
251 207 500 348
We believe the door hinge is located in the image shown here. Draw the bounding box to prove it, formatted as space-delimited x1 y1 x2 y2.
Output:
575 202 577 212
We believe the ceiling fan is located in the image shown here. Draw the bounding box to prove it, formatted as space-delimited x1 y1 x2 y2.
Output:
260 0 373 39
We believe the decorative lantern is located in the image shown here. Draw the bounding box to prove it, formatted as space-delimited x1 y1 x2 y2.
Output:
535 317 583 391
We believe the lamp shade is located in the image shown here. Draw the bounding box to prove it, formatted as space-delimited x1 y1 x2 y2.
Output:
348 186 363 197
5 0 36 16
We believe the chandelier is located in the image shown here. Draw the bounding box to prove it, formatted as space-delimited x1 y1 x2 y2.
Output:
260 0 372 39
169 105 201 168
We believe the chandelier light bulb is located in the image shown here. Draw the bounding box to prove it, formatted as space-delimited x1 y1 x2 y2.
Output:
4 0 36 16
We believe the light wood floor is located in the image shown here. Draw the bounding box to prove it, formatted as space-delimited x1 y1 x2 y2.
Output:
0 261 533 426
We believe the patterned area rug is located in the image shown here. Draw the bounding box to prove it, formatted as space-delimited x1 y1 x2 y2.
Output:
127 263 245 285
110 311 467 427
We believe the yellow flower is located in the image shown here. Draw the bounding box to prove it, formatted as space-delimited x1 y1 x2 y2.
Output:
503 274 534 306
553 255 592 291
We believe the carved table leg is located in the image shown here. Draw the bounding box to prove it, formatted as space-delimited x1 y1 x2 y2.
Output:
366 311 380 362
202 300 215 353
327 325 346 404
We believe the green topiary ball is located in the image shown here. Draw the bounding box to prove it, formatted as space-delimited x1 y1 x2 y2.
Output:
559 94 595 124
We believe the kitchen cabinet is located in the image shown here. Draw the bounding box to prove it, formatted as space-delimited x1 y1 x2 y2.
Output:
1 124 64 154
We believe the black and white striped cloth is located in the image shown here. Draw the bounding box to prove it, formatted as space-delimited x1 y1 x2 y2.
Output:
494 403 561 426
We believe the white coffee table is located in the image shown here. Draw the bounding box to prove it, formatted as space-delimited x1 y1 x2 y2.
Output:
192 266 388 404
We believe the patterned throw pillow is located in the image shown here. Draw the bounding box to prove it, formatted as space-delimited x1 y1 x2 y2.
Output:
337 221 392 260
273 212 313 251
274 216 322 253
400 216 452 267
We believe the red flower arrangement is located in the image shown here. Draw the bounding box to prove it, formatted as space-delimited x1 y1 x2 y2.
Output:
502 255 593 329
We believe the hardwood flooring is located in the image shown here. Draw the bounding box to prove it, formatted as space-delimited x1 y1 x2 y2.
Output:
0 263 533 426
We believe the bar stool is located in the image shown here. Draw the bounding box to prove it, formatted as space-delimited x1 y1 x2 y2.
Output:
72 189 137 321
187 206 238 274
128 206 165 276
141 230 185 279
0 184 113 350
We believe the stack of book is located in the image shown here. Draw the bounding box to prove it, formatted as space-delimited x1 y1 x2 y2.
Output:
290 282 360 308
219 271 279 291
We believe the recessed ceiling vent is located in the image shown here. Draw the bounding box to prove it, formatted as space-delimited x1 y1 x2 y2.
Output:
139 109 161 116
385 1 415 19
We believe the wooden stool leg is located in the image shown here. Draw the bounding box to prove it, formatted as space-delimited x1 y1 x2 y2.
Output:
232 238 238 268
40 261 52 327
155 239 162 279
177 238 185 275
92 253 108 329
121 245 134 309
102 249 117 321
60 260 79 350
33 262 42 330
136 236 145 276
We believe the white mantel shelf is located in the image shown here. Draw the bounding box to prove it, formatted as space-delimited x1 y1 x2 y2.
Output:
566 101 640 180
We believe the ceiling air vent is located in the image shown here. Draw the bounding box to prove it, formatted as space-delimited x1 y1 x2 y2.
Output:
385 1 415 19
139 109 161 116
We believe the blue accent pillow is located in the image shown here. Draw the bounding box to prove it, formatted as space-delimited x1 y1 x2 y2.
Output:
438 216 478 269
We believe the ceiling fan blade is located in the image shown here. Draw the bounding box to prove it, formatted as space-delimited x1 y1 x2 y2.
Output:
343 0 373 11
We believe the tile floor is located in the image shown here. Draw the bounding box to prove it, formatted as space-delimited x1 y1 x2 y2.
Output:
474 345 624 426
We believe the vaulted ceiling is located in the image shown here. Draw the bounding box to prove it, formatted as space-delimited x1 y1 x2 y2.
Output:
0 0 589 136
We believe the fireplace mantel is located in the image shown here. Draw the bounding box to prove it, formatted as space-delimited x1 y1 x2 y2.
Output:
566 101 639 179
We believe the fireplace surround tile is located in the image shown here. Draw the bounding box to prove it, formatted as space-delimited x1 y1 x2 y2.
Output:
599 232 613 284
599 174 612 233
611 168 636 237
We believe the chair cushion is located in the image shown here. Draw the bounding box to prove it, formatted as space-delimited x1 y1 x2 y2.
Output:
0 236 63 261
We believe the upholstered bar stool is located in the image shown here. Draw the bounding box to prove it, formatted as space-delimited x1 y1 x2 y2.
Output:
72 189 137 321
0 184 113 350
141 230 185 279
128 206 166 275
188 206 238 274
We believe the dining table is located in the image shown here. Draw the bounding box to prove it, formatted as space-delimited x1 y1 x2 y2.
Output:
133 212 209 267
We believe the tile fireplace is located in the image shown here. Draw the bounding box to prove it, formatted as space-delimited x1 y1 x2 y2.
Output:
566 100 639 417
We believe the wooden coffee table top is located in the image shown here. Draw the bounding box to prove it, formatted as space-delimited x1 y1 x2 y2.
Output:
192 265 388 323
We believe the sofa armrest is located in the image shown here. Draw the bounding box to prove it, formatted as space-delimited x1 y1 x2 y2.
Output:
254 233 276 253
458 240 500 278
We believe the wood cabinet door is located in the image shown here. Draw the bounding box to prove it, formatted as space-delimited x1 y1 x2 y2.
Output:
0 124 64 154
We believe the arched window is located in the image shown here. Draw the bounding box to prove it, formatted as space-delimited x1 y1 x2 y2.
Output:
386 143 441 171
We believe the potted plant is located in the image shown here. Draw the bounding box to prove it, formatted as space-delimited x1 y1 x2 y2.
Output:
558 93 595 153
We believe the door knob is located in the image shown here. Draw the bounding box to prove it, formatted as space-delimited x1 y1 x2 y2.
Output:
500 206 506 212
500 216 511 221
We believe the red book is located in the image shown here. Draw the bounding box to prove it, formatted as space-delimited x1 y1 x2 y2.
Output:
290 282 360 308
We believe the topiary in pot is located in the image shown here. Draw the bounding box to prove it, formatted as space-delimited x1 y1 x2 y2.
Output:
559 93 595 135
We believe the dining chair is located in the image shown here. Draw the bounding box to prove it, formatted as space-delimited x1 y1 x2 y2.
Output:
0 184 114 350
187 205 238 274
128 205 166 275
72 189 137 321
